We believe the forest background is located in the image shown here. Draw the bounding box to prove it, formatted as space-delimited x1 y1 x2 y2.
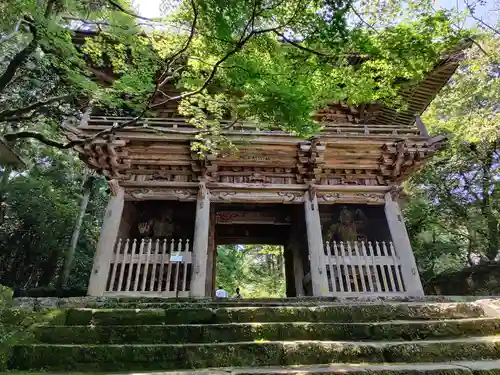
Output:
0 0 498 297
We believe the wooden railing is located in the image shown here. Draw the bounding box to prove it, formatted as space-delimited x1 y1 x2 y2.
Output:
323 240 406 296
84 116 422 137
105 238 192 297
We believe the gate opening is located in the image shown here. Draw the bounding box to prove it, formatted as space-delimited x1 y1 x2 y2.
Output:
215 244 286 298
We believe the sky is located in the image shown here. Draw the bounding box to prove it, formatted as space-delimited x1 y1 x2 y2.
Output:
132 0 162 19
132 0 498 26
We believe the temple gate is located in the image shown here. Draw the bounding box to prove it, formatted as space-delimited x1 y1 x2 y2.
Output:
73 115 444 298
69 47 462 298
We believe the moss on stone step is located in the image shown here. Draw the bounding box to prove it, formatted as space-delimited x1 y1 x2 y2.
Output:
33 318 500 345
213 304 485 323
0 368 483 375
6 360 500 375
64 308 216 325
0 369 478 375
0 301 66 371
61 303 486 326
9 338 500 372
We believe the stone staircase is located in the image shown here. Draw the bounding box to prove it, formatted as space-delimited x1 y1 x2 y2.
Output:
7 297 500 374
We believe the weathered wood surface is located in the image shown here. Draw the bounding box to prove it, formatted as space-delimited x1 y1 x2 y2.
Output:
69 112 444 195
323 240 405 295
106 238 192 297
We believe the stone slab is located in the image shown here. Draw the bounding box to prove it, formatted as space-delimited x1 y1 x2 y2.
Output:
5 359 500 375
11 296 500 312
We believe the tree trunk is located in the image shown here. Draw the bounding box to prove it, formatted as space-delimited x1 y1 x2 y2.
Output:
0 166 12 225
58 177 93 289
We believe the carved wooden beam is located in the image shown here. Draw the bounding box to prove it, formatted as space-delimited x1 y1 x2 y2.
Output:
296 138 326 183
392 141 407 178
426 134 447 149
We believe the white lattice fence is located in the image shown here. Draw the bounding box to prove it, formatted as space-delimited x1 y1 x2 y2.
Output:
323 241 406 296
105 238 192 297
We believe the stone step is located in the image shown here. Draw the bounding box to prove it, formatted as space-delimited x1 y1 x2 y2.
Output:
97 301 354 309
15 296 497 311
60 302 490 326
10 336 500 372
6 360 500 375
88 299 499 310
33 317 500 344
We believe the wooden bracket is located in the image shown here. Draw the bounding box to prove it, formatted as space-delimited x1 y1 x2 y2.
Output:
307 183 317 201
108 179 121 197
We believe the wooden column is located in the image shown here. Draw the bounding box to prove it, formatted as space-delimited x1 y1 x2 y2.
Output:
303 188 329 296
190 183 210 297
288 216 305 296
384 192 424 296
205 206 216 296
88 180 124 296
291 243 305 296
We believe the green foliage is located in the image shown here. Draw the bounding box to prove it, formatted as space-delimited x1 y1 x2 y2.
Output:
0 285 13 302
178 92 237 157
426 264 500 296
172 0 466 141
403 198 466 283
216 245 246 295
0 0 496 295
423 33 500 142
216 245 286 298
1 0 470 155
405 31 499 284
0 142 107 290
405 136 499 280
0 285 30 371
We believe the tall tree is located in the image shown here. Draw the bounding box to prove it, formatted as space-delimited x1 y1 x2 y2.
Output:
1 0 469 155
58 174 98 289
0 142 106 290
404 31 500 276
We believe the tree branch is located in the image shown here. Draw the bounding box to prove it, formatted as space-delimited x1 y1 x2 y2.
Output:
86 0 199 141
151 14 260 109
350 5 378 33
87 0 306 142
467 37 489 56
273 30 329 57
158 0 198 88
62 17 162 31
4 131 78 149
0 21 39 93
152 0 300 110
0 95 70 121
464 0 500 35
0 0 58 92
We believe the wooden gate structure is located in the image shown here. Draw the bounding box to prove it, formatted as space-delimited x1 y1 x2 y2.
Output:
67 43 465 298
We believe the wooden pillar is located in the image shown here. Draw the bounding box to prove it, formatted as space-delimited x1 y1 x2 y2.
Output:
190 183 210 297
205 206 216 296
287 210 304 297
283 245 294 297
384 192 424 296
88 180 124 296
291 242 305 296
303 188 329 296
